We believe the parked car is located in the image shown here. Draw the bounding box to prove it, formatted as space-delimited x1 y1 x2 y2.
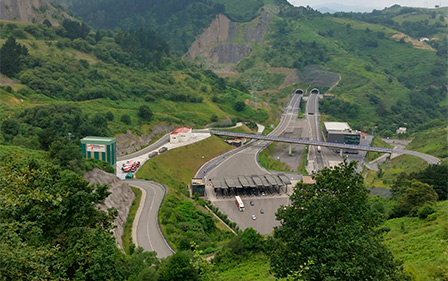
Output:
260 209 264 214
250 201 254 206
148 151 158 158
125 173 134 179
251 214 257 220
158 147 168 153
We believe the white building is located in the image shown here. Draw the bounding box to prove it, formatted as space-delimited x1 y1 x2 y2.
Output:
170 127 192 144
396 127 407 134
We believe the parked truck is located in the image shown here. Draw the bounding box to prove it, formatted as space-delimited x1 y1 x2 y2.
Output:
235 196 245 212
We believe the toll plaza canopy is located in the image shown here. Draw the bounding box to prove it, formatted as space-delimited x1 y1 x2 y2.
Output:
211 174 293 197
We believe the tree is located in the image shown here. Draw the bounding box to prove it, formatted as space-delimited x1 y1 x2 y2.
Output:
397 179 438 215
157 251 198 281
49 138 84 173
121 114 132 125
0 154 127 280
0 37 28 77
138 105 153 121
267 160 407 280
234 101 245 112
412 164 448 200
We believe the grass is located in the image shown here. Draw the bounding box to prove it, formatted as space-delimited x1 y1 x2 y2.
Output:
407 126 448 159
382 200 448 281
299 145 309 175
122 186 142 255
258 143 290 172
216 253 282 281
363 154 428 188
136 136 233 192
366 136 394 162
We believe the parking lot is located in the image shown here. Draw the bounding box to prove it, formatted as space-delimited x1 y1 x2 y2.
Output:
213 196 290 234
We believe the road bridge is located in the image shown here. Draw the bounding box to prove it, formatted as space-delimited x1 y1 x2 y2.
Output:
211 130 393 154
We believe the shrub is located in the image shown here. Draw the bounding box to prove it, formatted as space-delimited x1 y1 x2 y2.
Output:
417 203 436 219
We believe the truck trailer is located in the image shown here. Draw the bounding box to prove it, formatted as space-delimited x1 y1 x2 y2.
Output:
235 196 245 212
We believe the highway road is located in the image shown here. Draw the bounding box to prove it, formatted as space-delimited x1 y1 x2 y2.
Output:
303 91 326 172
129 179 175 258
204 91 303 233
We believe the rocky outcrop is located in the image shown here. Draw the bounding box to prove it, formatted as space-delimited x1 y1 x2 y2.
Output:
83 168 135 251
115 125 176 156
0 0 68 25
184 12 271 66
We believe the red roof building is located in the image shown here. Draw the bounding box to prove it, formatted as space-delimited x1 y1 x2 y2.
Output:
170 127 192 144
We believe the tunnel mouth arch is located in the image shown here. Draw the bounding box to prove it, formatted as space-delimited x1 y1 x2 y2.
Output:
310 88 320 94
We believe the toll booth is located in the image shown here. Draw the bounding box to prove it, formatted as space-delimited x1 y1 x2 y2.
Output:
191 178 206 197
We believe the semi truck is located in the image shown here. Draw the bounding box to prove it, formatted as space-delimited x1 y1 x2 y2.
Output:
235 196 245 212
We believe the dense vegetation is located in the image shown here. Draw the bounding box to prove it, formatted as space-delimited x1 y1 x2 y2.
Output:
55 0 285 54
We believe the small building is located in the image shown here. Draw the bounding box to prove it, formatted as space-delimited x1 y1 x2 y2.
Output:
81 136 116 168
419 37 429 42
396 127 407 134
323 93 336 99
191 178 205 197
323 122 360 145
170 127 192 144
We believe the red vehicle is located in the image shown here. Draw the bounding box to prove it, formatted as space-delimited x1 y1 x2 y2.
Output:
122 160 140 172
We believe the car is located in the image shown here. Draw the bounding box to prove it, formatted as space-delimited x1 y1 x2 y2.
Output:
251 214 257 220
148 151 158 158
250 201 254 206
158 147 168 153
125 173 134 179
261 192 266 196
260 209 264 214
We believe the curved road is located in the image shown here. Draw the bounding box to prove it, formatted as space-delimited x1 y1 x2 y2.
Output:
128 179 175 258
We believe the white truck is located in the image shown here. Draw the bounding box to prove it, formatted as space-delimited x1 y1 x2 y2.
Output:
235 196 245 212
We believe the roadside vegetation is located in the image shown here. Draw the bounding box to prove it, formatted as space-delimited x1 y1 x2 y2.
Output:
122 186 143 255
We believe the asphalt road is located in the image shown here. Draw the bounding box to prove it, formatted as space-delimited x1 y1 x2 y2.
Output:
204 92 302 233
129 179 174 258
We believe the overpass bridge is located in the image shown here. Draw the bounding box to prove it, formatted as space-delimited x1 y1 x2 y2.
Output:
211 130 394 154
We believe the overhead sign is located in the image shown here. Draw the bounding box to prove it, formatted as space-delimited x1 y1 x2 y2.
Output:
86 144 106 152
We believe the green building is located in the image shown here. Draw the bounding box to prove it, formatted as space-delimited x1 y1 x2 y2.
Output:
81 136 116 168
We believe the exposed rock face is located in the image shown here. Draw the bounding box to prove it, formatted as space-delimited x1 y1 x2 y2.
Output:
0 0 68 25
83 168 135 251
184 12 271 66
115 125 176 156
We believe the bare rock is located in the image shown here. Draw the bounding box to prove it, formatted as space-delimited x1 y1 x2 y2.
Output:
116 125 176 156
83 168 135 251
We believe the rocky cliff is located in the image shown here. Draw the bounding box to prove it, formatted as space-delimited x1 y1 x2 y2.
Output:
0 0 68 25
184 12 271 72
84 168 135 251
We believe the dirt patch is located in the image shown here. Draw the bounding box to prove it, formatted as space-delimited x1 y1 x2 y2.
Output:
270 67 300 88
391 33 435 51
0 74 17 86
